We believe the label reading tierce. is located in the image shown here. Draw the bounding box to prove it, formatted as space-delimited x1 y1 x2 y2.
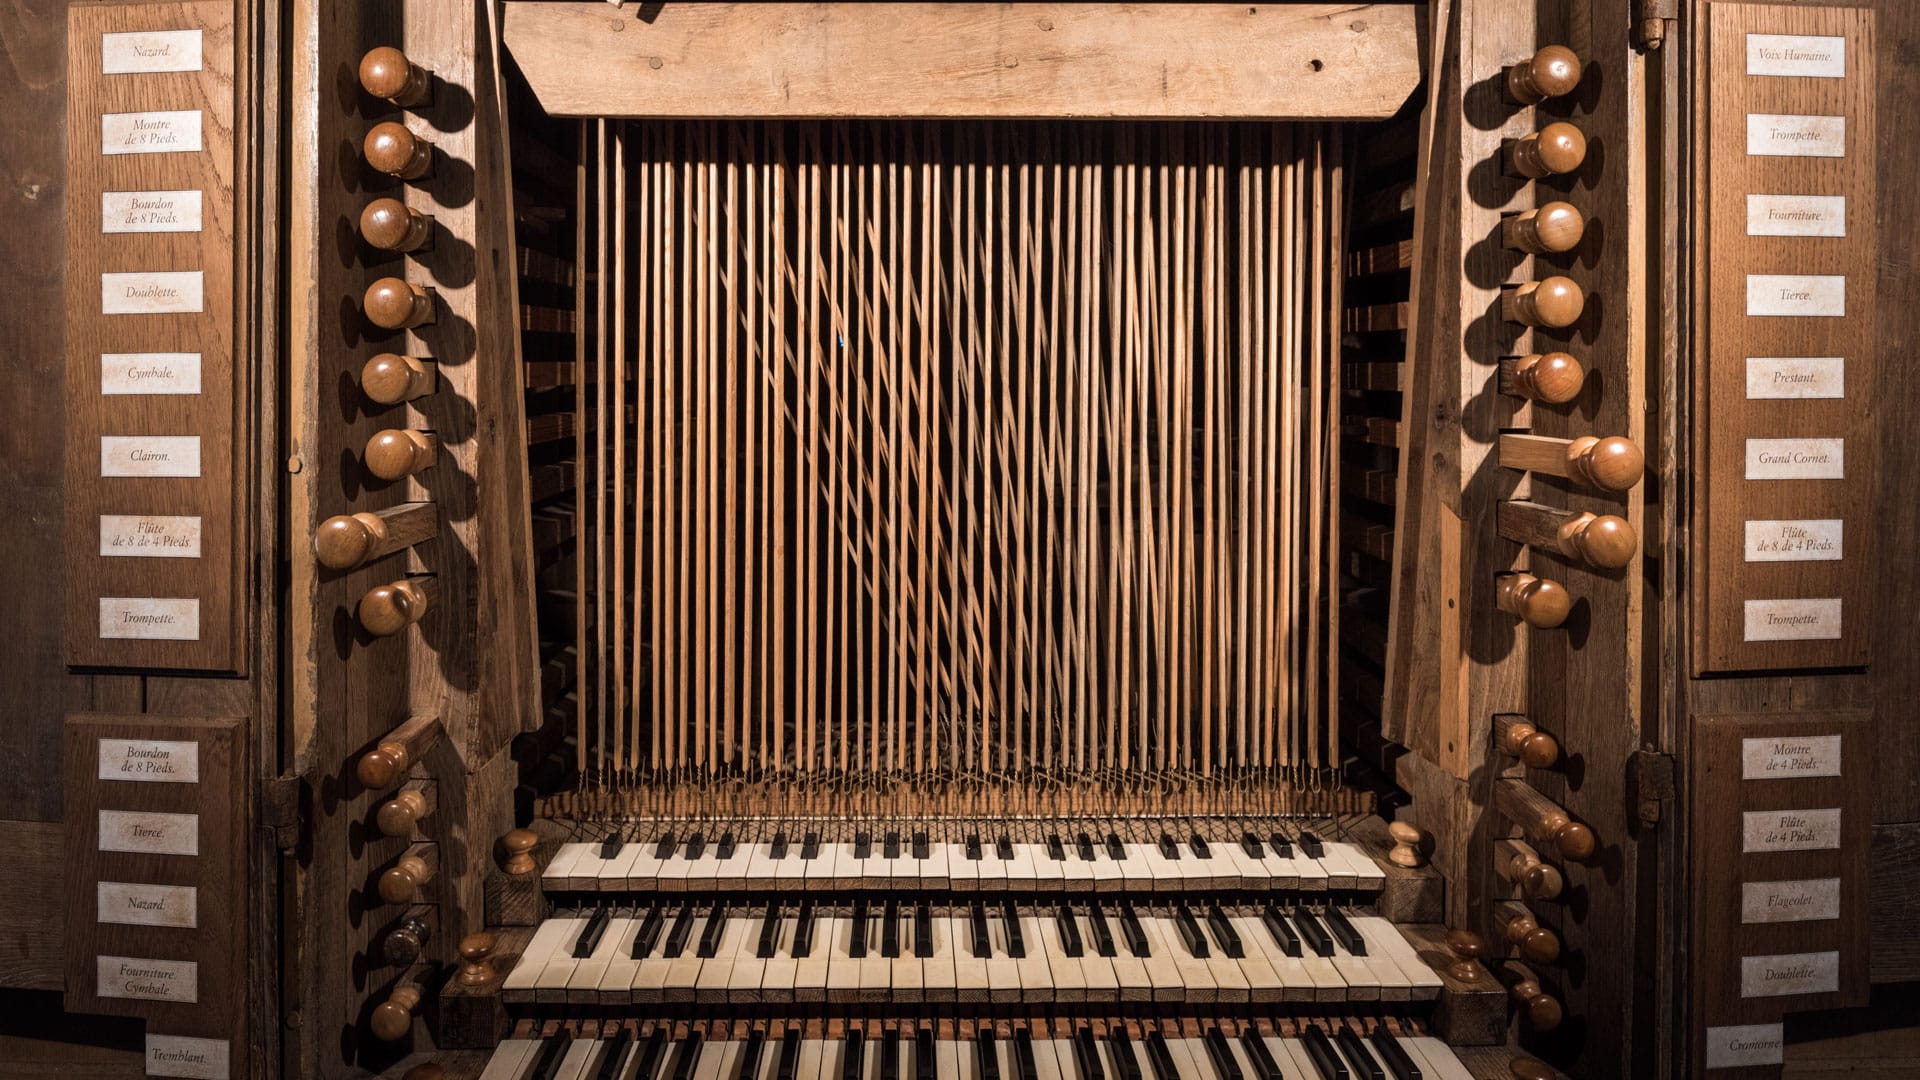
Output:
1745 598 1843 642
100 29 204 75
1746 113 1846 157
1742 734 1842 779
146 1034 230 1080
102 190 203 234
1745 34 1846 78
97 737 200 783
1746 274 1845 317
97 881 198 929
1741 950 1840 998
1744 519 1842 562
100 110 203 156
1705 1024 1785 1070
97 955 197 1004
1746 356 1843 400
1743 807 1843 853
100 270 204 315
98 597 200 641
98 809 198 856
100 515 202 559
1745 438 1844 480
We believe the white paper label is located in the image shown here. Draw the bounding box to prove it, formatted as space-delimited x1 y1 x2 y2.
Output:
1745 598 1843 641
98 809 198 855
146 1034 230 1079
101 110 202 155
1742 734 1843 779
101 29 203 74
101 352 202 396
101 271 204 315
1746 274 1845 317
1746 34 1846 78
98 597 200 641
101 190 202 234
1741 950 1839 998
97 738 200 783
1742 878 1841 923
100 515 202 559
1747 356 1843 399
97 955 197 1004
1746 194 1846 237
97 881 198 928
1745 519 1842 562
1747 113 1846 157
1744 807 1843 852
1745 438 1843 480
1706 1024 1785 1069
99 435 201 478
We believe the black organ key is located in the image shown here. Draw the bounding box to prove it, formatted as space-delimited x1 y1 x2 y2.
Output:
1144 1033 1180 1080
1014 1029 1040 1080
683 831 706 861
792 901 816 956
593 1028 632 1080
912 831 930 859
850 899 871 959
1268 832 1294 858
1262 905 1301 957
1105 833 1127 861
801 832 820 860
777 1031 802 1080
716 831 736 860
1241 831 1265 858
1002 900 1026 958
914 903 934 958
970 902 993 958
966 834 984 860
770 830 789 860
885 831 901 859
734 1031 765 1080
1206 904 1245 958
670 1029 704 1080
996 835 1015 860
1046 834 1066 861
529 1033 571 1080
883 898 901 958
1158 833 1180 860
1241 1032 1286 1080
662 901 697 958
1301 1026 1348 1080
1108 1031 1143 1080
1057 904 1084 957
572 905 612 958
634 1028 670 1080
916 1029 938 1080
1299 831 1325 859
1087 903 1117 957
654 831 678 860
633 904 667 958
843 1030 865 1080
1334 1028 1387 1080
1323 907 1367 955
1202 1030 1243 1080
696 900 727 958
599 832 624 859
756 903 781 959
1118 904 1150 958
882 1035 901 1080
1188 832 1212 859
1076 832 1097 861
1294 909 1336 957
1072 1027 1106 1080
1173 904 1209 958
977 1030 1001 1080
1368 1029 1422 1080
854 831 873 859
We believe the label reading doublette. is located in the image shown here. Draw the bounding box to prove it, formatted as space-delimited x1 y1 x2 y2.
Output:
98 809 198 855
101 270 204 315
100 29 203 74
1743 807 1842 852
1744 519 1842 562
146 1034 230 1080
100 110 202 155
1746 113 1845 157
1740 950 1839 998
97 955 197 1003
1746 274 1845 317
1745 438 1843 480
1745 34 1845 78
97 881 198 928
1744 598 1843 642
102 190 202 234
1746 356 1843 399
1705 1024 1785 1069
97 737 200 783
1741 734 1842 779
1746 194 1845 237
100 515 202 559
1742 878 1841 923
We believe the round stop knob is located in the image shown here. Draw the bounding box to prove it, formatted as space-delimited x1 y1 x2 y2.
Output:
363 277 432 331
1508 351 1585 404
1507 45 1583 104
360 198 431 253
364 122 432 180
1510 122 1588 179
359 47 431 106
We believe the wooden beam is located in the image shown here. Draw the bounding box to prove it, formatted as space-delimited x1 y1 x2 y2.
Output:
1870 820 1920 983
503 3 1422 120
0 820 63 990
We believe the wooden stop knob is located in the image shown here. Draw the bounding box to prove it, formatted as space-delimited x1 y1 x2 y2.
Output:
1506 276 1585 329
314 512 389 570
1509 1056 1557 1080
1507 45 1582 104
364 429 437 481
357 740 410 790
379 854 432 905
1498 572 1572 630
1565 435 1644 492
1559 512 1637 569
1552 820 1595 861
359 47 431 107
358 577 435 637
369 984 420 1041
1505 201 1586 255
361 353 436 405
1504 912 1562 964
1513 979 1565 1030
458 932 498 986
1508 352 1585 404
1387 821 1426 868
1520 860 1565 900
363 277 433 330
1446 929 1488 983
1510 122 1588 179
382 915 431 966
360 198 431 253
377 789 429 836
503 828 538 875
364 122 432 180
1501 719 1562 769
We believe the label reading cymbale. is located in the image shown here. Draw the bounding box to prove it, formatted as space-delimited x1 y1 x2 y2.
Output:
100 29 204 74
99 435 201 478
97 955 198 1004
1744 519 1842 562
98 809 198 855
100 352 202 396
100 110 202 156
1746 356 1843 400
1746 274 1845 317
102 190 202 234
1705 1024 1785 1069
1741 878 1841 924
97 737 200 783
98 597 200 641
1743 807 1842 852
97 881 198 928
1740 950 1839 998
101 271 204 315
1746 113 1845 157
1742 734 1842 779
100 515 202 559
1745 438 1843 480
1744 598 1843 642
1746 194 1846 237
1745 34 1846 78
146 1034 230 1080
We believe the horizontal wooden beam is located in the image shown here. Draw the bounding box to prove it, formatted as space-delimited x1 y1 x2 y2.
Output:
503 3 1422 120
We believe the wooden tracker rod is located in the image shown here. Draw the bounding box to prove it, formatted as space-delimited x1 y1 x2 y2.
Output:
567 119 1346 793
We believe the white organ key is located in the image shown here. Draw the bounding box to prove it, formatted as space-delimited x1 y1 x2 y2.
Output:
632 915 676 1004
919 838 951 891
1197 923 1251 1004
621 837 666 891
1408 1035 1480 1080
730 913 770 1003
1287 838 1331 893
857 837 890 887
1174 842 1212 889
655 839 696 892
1256 841 1303 891
1032 839 1065 888
892 923 924 1003
713 838 755 891
921 912 957 1002
984 914 1021 1004
1316 838 1365 890
1036 916 1086 1003
1270 1033 1322 1077
1193 841 1242 889
1224 915 1284 1002
768 839 810 892
694 916 745 1002
827 841 862 890
1333 838 1389 892
859 1036 884 1080
1163 1037 1208 1079
599 918 643 1005
975 841 1009 892
1015 911 1054 1002
1221 839 1271 888
1045 1040 1078 1080
1072 914 1121 999
950 915 991 1003
1028 1034 1065 1080
699 1035 735 1080
1340 913 1414 1002
1314 915 1380 1003
743 840 780 886
1004 843 1040 890
501 916 574 1001
1354 914 1445 1000
947 843 980 892
599 841 647 889
802 840 840 888
1153 914 1215 1003
1221 1030 1263 1079
1113 843 1156 891
1290 917 1350 1002
857 915 891 1001
882 837 918 889
1102 917 1153 1002
551 1036 599 1080
477 1038 540 1080
682 840 725 890
822 915 861 1001
793 912 830 1003
662 913 707 1002
1134 916 1189 1003
937 1035 964 1080
1086 846 1122 892
794 1037 823 1080
568 915 630 1004
758 915 797 1001
1138 840 1180 895
1060 843 1096 887
1242 913 1316 1003
542 842 592 889
993 1031 1021 1080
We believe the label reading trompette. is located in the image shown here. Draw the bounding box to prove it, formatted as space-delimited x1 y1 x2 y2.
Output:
100 515 202 558
101 110 202 155
1746 194 1845 237
101 352 202 395
1745 438 1843 480
1746 34 1846 78
1742 878 1841 924
1746 274 1845 317
1747 356 1843 399
1747 114 1845 157
98 809 198 855
1705 1024 1785 1070
146 1034 230 1080
1744 519 1842 562
97 955 197 1003
1744 808 1842 852
101 29 204 74
99 435 201 478
1745 598 1843 642
97 737 200 783
97 881 198 928
98 598 200 642
1742 734 1842 779
101 270 204 315
102 190 202 234
1741 950 1839 998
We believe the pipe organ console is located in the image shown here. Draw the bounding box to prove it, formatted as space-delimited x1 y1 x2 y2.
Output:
3 2 1915 1079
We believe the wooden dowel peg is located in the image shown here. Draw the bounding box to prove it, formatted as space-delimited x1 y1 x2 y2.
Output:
1500 433 1645 492
1495 714 1562 769
1502 276 1584 328
502 828 539 875
1502 352 1585 404
1387 821 1427 868
1495 778 1596 861
358 46 432 107
369 983 421 1041
364 122 432 180
358 576 437 637
458 932 499 986
1499 501 1637 570
1497 572 1572 629
360 198 432 253
380 910 432 966
1503 202 1585 255
1506 45 1583 104
364 429 437 481
1498 901 1562 964
356 714 441 791
1505 964 1564 1031
378 843 437 905
363 277 434 330
1496 837 1564 901
361 353 437 405
1508 122 1587 179
376 783 433 837
314 502 438 571
1445 929 1490 983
